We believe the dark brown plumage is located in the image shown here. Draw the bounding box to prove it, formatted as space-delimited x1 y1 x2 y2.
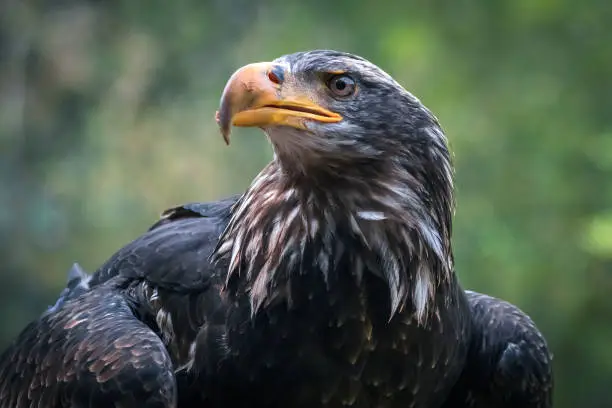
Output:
0 276 176 408
0 50 553 408
442 291 553 408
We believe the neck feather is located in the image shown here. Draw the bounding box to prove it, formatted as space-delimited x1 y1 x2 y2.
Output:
212 158 454 324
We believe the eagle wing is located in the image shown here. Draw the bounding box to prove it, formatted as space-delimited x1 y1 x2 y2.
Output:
90 196 237 290
442 290 553 408
0 197 239 408
0 286 176 408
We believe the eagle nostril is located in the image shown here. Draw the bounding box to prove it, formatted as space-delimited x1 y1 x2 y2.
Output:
267 65 285 85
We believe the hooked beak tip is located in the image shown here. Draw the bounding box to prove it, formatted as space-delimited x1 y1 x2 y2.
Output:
215 110 231 145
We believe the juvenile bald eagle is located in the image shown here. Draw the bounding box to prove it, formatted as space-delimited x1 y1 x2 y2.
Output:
0 50 553 408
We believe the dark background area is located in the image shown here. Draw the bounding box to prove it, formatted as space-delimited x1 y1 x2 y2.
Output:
1 1 611 406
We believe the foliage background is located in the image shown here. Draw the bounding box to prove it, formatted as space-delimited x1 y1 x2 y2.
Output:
1 1 611 406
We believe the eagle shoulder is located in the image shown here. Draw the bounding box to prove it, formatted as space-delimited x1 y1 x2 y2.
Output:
441 290 553 408
0 286 176 408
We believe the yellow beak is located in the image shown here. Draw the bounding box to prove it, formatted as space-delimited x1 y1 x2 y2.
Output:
216 62 342 145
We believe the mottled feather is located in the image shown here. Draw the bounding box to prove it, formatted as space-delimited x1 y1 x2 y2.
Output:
441 291 553 408
0 285 176 408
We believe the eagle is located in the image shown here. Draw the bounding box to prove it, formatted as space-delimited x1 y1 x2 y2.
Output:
0 50 553 408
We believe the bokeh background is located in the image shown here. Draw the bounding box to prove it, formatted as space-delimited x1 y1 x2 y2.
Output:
1 0 611 406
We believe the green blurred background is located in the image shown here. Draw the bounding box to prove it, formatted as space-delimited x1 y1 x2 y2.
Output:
1 0 611 406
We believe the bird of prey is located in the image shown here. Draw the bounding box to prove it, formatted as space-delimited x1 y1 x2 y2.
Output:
0 50 553 408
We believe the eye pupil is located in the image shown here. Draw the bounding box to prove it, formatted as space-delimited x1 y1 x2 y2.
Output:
328 74 355 97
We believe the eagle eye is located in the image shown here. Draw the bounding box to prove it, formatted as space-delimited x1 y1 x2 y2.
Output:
327 74 356 98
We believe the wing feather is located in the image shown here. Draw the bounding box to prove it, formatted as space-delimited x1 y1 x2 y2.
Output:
442 290 553 408
91 197 236 291
0 286 176 408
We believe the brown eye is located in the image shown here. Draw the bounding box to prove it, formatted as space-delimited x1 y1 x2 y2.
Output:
327 74 356 97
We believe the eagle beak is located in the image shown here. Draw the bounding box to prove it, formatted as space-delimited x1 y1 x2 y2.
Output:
216 62 342 145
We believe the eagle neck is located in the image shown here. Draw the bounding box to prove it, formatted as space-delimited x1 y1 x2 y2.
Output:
213 159 454 324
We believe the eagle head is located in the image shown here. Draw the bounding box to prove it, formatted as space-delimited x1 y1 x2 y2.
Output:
215 50 455 322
